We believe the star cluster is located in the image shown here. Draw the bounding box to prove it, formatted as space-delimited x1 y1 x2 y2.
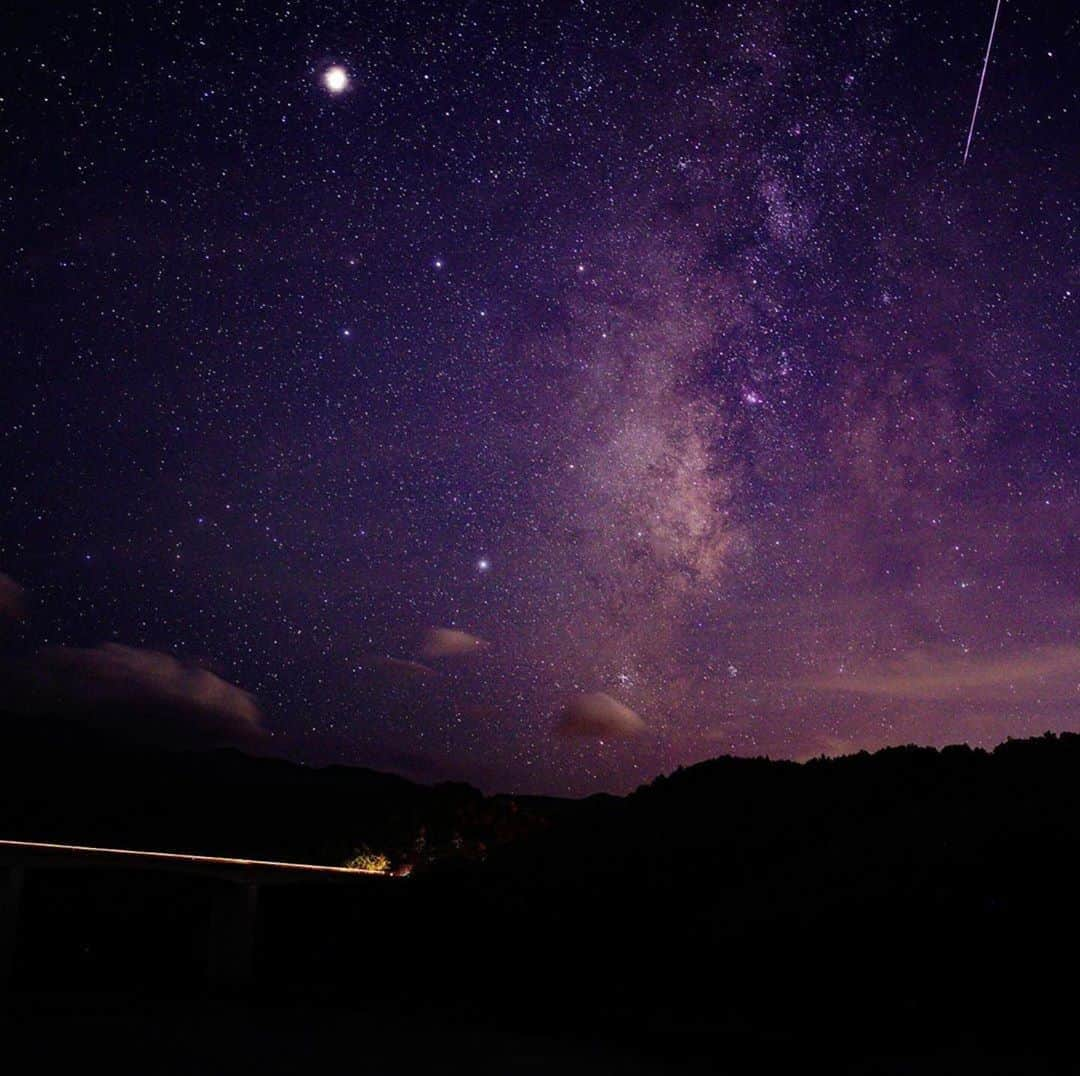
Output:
1 1 1076 793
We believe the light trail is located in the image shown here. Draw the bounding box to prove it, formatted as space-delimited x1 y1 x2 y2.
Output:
963 0 1004 165
0 838 388 877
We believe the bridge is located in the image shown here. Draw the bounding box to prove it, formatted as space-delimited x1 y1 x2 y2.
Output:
0 838 391 992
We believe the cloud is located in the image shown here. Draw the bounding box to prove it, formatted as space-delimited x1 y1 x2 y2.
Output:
805 646 1080 703
419 627 488 660
555 692 646 740
0 573 26 620
366 656 437 681
15 643 263 747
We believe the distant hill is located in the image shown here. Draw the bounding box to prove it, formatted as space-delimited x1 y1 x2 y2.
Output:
6 720 1080 1059
485 732 1080 911
0 712 564 867
6 715 1080 889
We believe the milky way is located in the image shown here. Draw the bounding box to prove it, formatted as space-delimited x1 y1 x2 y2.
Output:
1 1 1076 793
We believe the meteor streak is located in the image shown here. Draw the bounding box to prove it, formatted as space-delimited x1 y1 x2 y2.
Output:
963 0 1003 165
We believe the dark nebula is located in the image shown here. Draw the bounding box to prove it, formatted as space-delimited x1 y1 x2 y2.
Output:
1 1 1075 793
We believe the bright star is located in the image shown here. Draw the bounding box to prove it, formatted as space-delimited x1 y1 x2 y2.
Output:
323 66 349 94
477 558 491 572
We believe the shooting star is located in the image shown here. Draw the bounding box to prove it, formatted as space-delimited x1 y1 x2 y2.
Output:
963 0 1004 165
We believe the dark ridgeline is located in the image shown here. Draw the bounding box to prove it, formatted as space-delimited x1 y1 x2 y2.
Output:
0 711 564 868
3 719 1080 1069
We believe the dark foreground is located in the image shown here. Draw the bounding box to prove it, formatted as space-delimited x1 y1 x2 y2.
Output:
5 729 1080 1071
1 990 1070 1074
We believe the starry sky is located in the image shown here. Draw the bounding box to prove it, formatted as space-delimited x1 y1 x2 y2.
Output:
1 1 1076 794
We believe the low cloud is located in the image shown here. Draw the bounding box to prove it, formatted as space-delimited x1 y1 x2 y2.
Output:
555 692 646 739
806 645 1080 703
366 656 437 681
419 628 488 660
16 643 263 747
0 573 26 620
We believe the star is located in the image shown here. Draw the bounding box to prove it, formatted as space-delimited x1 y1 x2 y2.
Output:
5 0 1072 798
323 66 348 94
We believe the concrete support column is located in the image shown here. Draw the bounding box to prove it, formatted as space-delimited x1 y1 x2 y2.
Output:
0 863 26 990
207 880 259 994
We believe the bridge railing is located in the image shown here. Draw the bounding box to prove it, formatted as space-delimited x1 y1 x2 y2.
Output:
0 839 391 992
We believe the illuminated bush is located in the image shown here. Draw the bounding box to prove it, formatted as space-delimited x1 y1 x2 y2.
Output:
342 846 391 873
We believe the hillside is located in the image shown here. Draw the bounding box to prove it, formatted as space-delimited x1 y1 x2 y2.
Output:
6 725 1080 1065
0 713 562 868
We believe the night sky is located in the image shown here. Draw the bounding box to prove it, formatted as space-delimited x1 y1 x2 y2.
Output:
2 1 1076 794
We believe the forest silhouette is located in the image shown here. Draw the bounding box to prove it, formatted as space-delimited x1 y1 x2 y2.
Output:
4 718 1079 1069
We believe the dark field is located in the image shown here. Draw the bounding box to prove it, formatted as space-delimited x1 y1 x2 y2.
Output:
5 731 1080 1071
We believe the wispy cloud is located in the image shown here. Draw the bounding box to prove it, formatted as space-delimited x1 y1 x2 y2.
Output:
805 646 1080 703
555 692 646 739
0 573 25 620
20 643 263 746
419 627 488 660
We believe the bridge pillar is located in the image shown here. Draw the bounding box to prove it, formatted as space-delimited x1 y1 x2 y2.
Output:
0 863 26 990
207 880 259 994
